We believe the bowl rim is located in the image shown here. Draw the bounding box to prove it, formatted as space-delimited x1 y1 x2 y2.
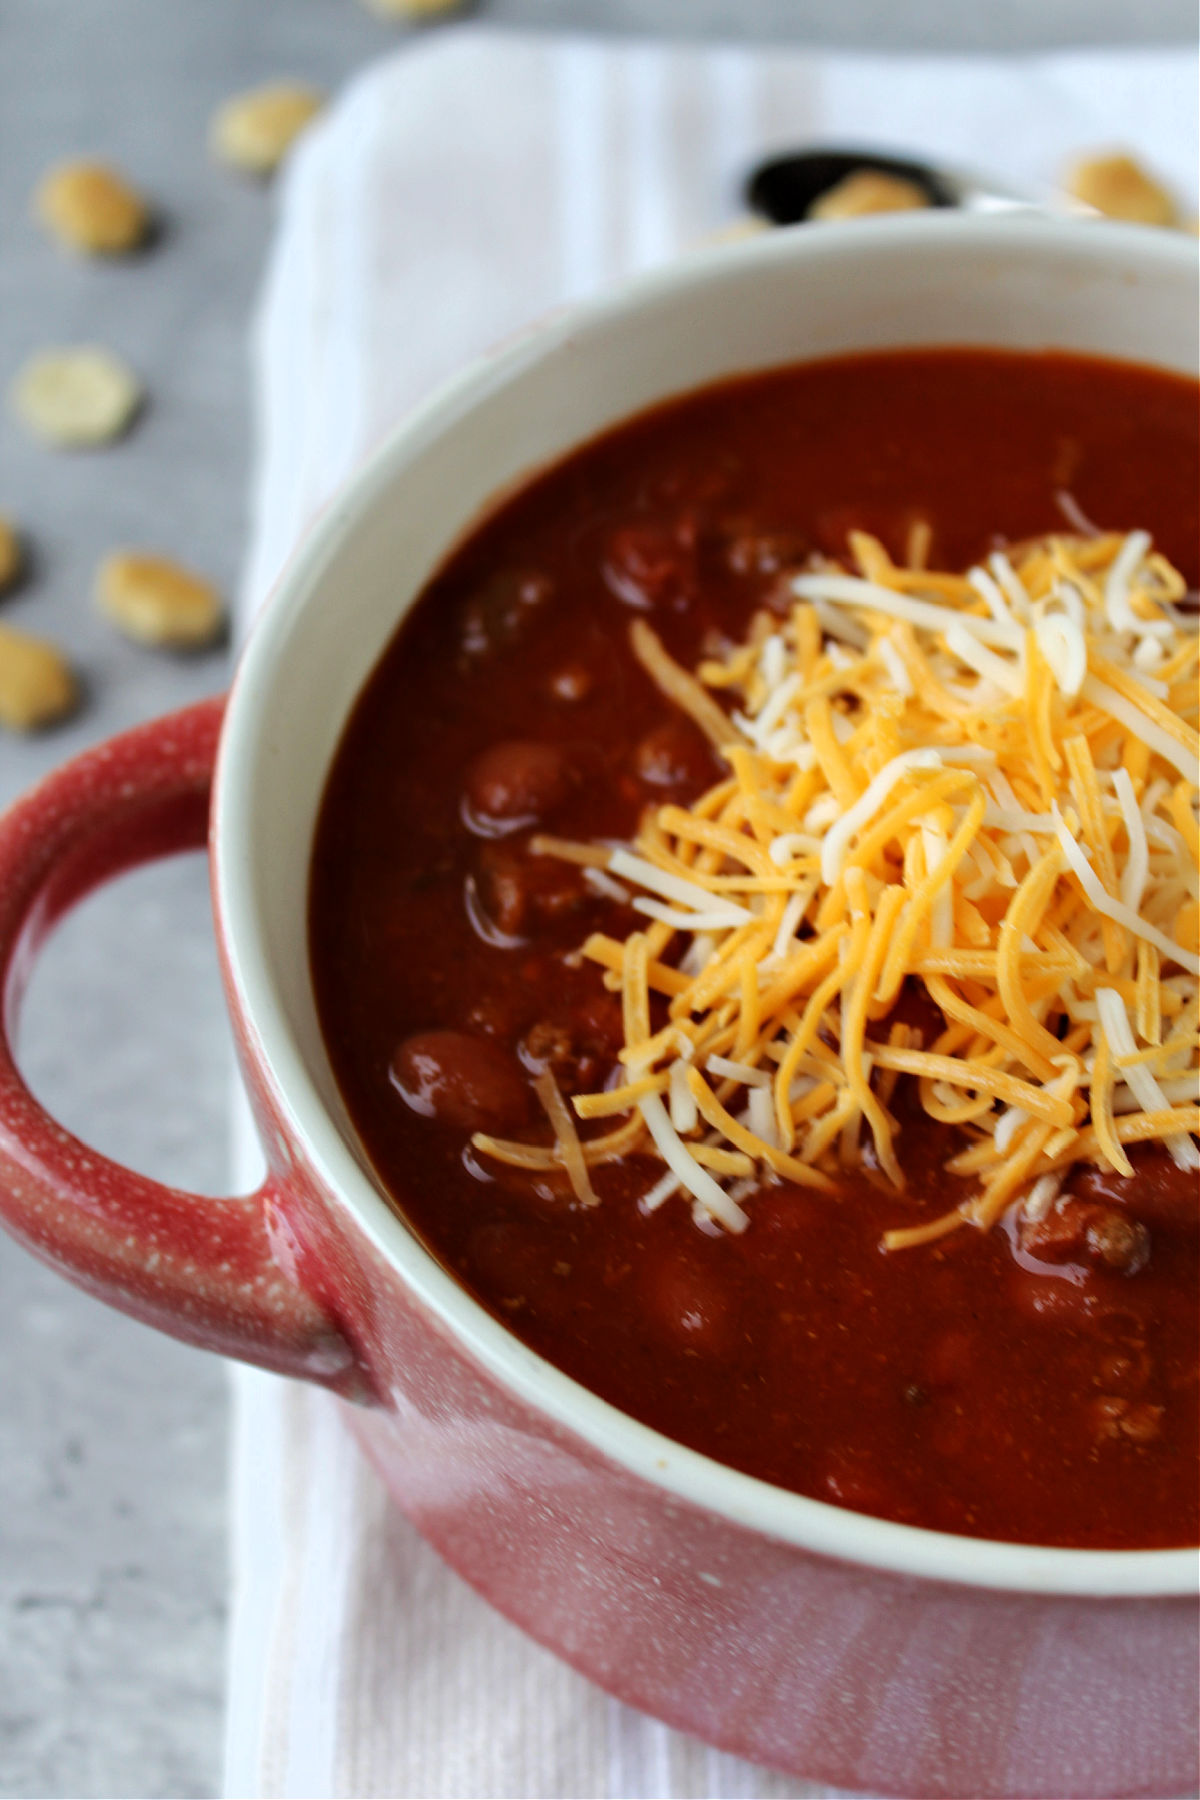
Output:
215 211 1200 1601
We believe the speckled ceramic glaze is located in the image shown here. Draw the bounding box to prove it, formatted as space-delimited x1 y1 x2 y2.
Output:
0 218 1196 1797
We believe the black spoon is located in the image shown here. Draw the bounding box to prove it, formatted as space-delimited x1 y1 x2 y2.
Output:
745 146 1073 225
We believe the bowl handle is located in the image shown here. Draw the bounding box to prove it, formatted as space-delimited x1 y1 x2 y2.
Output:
0 697 366 1396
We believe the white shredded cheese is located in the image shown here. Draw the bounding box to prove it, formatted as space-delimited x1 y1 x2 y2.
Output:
874 634 910 696
669 1059 698 1133
967 564 1018 630
583 866 632 904
706 1054 773 1088
608 849 754 923
746 1086 779 1148
1104 529 1153 635
944 622 1024 697
1113 767 1150 915
794 571 1023 649
1035 614 1087 697
1055 809 1200 976
820 748 943 885
988 550 1032 620
1095 988 1199 1170
1080 674 1196 783
638 1093 750 1231
772 883 813 958
640 1166 681 1212
1022 1173 1062 1221
634 898 759 932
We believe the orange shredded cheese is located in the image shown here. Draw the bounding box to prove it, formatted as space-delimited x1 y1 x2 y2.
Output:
543 529 1199 1239
532 1070 600 1208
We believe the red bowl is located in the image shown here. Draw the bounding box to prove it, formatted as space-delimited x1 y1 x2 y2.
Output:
0 217 1196 1797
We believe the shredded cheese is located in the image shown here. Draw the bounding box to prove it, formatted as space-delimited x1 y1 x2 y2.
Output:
474 528 1199 1244
532 1070 601 1207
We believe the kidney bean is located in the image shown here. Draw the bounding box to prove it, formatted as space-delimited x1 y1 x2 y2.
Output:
603 522 694 610
478 842 586 937
466 740 571 824
391 1030 531 1133
634 718 720 794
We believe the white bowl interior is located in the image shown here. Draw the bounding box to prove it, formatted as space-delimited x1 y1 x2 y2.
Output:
217 215 1199 1594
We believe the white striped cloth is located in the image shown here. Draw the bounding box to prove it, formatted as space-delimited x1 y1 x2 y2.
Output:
223 29 1199 1799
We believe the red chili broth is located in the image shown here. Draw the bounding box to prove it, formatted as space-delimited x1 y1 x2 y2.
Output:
310 349 1200 1549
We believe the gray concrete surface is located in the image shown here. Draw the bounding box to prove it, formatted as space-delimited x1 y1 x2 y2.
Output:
0 3 1194 1797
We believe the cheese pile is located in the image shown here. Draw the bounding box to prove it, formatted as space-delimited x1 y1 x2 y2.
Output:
477 527 1200 1246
